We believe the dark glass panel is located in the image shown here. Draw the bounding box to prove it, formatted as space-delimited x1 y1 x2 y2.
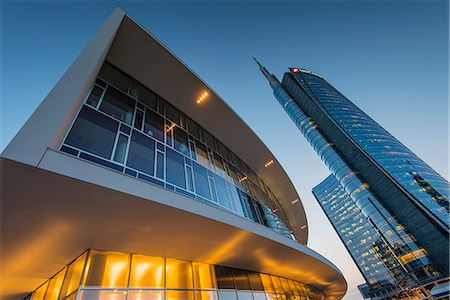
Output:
65 106 118 159
173 126 189 156
86 85 103 107
247 272 264 291
138 87 157 111
99 86 135 125
215 266 235 289
144 109 164 142
193 162 211 199
134 110 143 130
166 147 186 189
233 269 251 290
157 97 165 115
186 117 201 140
98 63 130 92
166 103 181 126
203 130 216 150
113 134 128 164
126 130 155 176
156 151 164 179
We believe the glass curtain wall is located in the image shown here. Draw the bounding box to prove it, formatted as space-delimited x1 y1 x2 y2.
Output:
60 62 292 239
26 249 326 300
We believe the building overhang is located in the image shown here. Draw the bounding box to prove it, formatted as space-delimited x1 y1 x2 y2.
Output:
0 156 347 300
104 13 308 243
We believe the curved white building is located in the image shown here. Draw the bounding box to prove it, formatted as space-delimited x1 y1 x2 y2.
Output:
0 8 347 300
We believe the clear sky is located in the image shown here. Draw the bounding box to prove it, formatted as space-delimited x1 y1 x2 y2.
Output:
1 1 448 299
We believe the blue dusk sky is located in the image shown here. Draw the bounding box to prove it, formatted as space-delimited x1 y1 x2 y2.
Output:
1 1 448 299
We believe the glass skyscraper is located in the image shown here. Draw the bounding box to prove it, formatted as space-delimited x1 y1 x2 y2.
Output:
256 59 449 299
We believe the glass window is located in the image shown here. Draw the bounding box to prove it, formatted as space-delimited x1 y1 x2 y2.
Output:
248 272 264 291
173 126 189 156
31 282 49 300
43 267 66 300
128 290 164 300
186 165 195 192
287 280 297 295
166 290 194 300
156 151 164 179
280 278 290 294
166 148 186 189
113 134 128 164
144 109 164 142
86 85 103 107
128 81 140 99
203 130 216 150
165 258 193 289
79 290 127 300
196 291 218 300
186 117 201 140
236 292 253 300
218 291 237 300
193 162 211 199
126 131 155 176
99 86 135 125
270 276 283 293
193 262 217 289
59 252 87 299
83 250 130 287
215 266 235 289
98 63 130 92
260 274 274 293
166 103 181 126
138 87 157 111
134 110 143 130
195 140 210 168
252 292 266 300
129 254 164 288
233 269 251 290
65 106 118 159
214 174 233 210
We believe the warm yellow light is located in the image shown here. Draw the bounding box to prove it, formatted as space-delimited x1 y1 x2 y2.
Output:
167 124 176 132
291 199 299 204
265 160 274 167
300 225 307 230
239 176 248 182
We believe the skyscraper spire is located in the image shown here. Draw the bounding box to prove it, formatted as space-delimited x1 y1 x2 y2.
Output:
253 57 280 89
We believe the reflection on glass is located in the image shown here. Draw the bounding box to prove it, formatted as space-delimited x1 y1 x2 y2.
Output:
98 63 130 92
166 290 194 300
65 106 118 159
236 291 253 300
126 131 155 176
31 282 49 300
166 148 186 189
173 126 189 156
129 255 164 288
218 291 238 300
44 267 66 300
252 292 267 300
113 134 128 164
83 250 130 287
127 290 164 300
233 269 251 290
79 289 127 300
144 109 164 142
270 276 283 293
99 87 135 125
215 266 235 289
260 274 274 293
59 252 87 299
248 272 264 291
193 262 217 289
86 86 103 107
165 258 193 289
195 291 219 300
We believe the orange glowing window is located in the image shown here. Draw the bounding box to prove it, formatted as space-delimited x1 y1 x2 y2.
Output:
165 258 193 289
83 250 130 287
59 251 88 299
193 262 217 289
129 254 164 288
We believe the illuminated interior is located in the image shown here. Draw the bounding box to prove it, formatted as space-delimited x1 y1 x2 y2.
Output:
26 249 326 300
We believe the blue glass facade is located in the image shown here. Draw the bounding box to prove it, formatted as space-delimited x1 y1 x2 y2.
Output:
60 62 292 240
255 60 448 298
